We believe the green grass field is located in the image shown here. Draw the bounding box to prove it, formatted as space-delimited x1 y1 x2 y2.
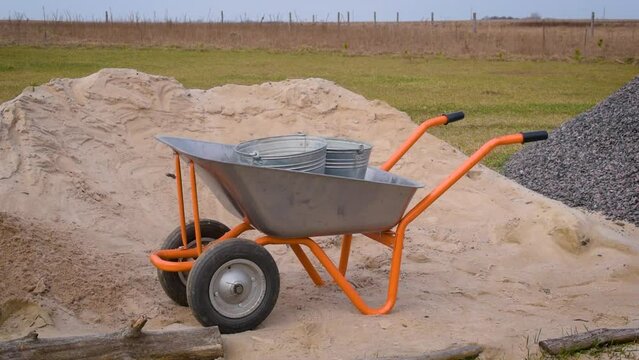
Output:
1 46 636 169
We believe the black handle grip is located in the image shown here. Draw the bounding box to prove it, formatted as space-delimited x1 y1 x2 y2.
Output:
521 131 548 143
444 111 465 124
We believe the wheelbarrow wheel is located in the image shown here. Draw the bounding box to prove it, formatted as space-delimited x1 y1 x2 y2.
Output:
157 219 230 307
187 239 280 334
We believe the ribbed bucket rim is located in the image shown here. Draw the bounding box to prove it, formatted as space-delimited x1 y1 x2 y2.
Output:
235 134 327 160
325 138 373 153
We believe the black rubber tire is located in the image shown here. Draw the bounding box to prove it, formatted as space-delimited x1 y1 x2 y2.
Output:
187 239 280 334
157 220 230 307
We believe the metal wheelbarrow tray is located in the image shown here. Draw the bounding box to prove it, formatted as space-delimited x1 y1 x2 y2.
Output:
156 136 422 238
150 111 549 334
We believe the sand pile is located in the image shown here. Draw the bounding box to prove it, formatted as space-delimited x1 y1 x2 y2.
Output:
505 77 639 225
1 69 638 359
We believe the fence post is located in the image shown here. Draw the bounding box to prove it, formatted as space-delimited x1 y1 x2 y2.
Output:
373 11 376 25
542 19 546 58
431 12 434 25
590 11 595 37
584 27 588 48
396 12 399 23
289 11 292 29
312 14 315 23
347 11 350 24
105 11 108 23
473 12 477 33
220 10 224 23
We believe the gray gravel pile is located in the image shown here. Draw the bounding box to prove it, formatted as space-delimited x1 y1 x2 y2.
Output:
504 77 639 226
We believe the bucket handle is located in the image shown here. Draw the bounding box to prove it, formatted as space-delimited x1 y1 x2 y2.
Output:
251 151 262 164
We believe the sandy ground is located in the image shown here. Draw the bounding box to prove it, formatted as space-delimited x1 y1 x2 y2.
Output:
0 69 637 359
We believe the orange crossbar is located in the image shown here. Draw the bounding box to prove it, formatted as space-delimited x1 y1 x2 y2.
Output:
150 218 252 272
363 231 395 248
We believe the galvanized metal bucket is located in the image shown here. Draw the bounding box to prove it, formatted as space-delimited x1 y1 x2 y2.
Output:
234 134 327 173
324 138 372 179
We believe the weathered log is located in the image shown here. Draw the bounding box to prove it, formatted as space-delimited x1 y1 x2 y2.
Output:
0 315 224 360
373 344 483 360
539 327 639 355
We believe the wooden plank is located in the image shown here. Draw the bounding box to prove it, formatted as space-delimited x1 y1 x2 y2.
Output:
539 327 639 355
0 316 224 360
373 344 483 360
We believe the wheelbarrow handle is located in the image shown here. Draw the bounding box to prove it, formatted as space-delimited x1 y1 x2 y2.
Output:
521 130 548 143
381 111 464 171
444 111 465 123
398 131 548 227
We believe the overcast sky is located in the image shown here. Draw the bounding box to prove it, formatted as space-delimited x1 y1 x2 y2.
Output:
4 0 639 22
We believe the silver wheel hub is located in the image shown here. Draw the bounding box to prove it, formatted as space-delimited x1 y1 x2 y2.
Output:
209 259 266 318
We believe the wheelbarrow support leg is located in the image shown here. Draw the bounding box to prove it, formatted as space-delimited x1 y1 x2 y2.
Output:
338 234 353 275
174 153 188 248
290 245 324 286
189 161 203 255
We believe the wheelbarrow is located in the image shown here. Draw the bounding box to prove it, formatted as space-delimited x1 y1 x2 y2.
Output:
150 112 548 333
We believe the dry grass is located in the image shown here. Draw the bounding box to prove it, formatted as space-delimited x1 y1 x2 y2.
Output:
1 19 639 60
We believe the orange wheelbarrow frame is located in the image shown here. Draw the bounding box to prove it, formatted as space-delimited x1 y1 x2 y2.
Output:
150 112 545 315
